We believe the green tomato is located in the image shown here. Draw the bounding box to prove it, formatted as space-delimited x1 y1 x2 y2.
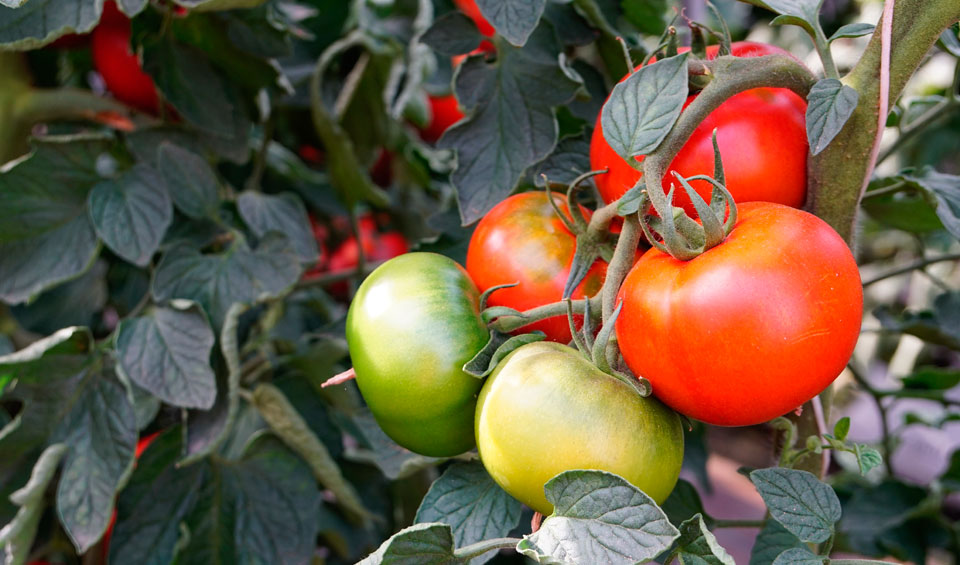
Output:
475 341 684 514
346 252 489 457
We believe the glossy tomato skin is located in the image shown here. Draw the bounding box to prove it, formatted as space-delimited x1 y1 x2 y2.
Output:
346 253 489 457
475 341 684 514
466 192 606 343
616 202 863 427
91 2 160 114
453 0 495 36
590 42 808 213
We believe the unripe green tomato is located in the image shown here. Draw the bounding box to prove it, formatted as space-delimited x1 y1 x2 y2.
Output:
346 253 489 457
475 341 684 514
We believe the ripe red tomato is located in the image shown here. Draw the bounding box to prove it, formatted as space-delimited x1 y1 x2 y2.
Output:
91 2 160 114
327 217 408 272
420 94 464 143
99 432 158 559
590 42 808 214
453 0 495 37
616 202 862 427
466 192 607 343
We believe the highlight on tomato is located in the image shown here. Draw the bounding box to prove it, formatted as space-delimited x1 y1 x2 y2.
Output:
590 42 809 213
466 191 607 343
475 341 684 514
616 202 863 427
91 1 161 114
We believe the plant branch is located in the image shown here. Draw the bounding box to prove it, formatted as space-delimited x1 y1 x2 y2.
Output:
452 537 521 560
848 362 896 476
862 253 960 286
490 298 597 333
713 518 766 528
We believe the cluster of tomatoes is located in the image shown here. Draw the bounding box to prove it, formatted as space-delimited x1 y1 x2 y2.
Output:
345 39 864 513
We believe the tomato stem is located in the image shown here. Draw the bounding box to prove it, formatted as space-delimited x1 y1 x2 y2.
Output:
490 297 598 333
452 537 521 559
599 213 641 324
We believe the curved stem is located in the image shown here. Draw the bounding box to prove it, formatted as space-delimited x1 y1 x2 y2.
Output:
491 298 597 333
862 253 960 286
452 537 521 560
600 214 641 324
14 87 132 125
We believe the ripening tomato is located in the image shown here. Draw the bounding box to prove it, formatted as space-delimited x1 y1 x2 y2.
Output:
327 217 408 273
420 94 464 143
590 42 808 214
346 253 489 456
466 192 606 343
453 0 495 36
616 202 862 427
91 2 160 114
475 341 684 514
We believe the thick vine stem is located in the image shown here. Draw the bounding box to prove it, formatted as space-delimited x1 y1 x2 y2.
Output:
600 213 642 324
490 297 598 333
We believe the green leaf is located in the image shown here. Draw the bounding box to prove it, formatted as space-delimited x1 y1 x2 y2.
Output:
828 22 876 42
839 481 926 539
11 260 108 335
600 53 690 162
463 330 546 378
750 521 805 565
88 165 173 266
750 468 841 543
861 188 943 234
674 514 735 565
0 444 67 565
622 0 669 35
441 25 581 224
344 409 442 480
833 417 851 441
806 78 859 155
739 0 822 35
517 470 680 564
939 27 960 57
152 233 300 328
157 143 221 220
475 0 547 46
415 461 523 565
941 450 960 491
662 479 709 528
115 302 217 409
421 11 483 56
358 522 461 565
772 547 826 565
237 191 319 263
874 291 960 350
852 444 883 475
54 378 138 553
0 1 99 49
0 326 92 384
899 167 960 241
900 367 960 390
532 133 591 188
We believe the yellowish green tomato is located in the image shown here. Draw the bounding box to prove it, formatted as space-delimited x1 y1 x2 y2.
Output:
346 252 489 457
475 341 684 514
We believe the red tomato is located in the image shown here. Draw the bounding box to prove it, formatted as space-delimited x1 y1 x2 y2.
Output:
453 0 495 37
328 228 408 272
91 2 160 114
466 192 607 343
100 432 159 559
590 42 808 214
616 202 862 427
420 95 464 143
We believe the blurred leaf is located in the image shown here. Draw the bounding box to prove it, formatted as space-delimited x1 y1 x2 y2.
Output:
772 547 826 564
839 481 927 537
662 479 709 528
442 25 581 224
88 165 173 266
358 522 461 565
116 302 217 409
899 167 960 241
566 60 606 125
421 11 483 56
0 326 92 384
622 0 669 35
224 8 292 58
874 291 960 350
938 26 960 57
158 143 221 221
862 190 943 233
740 0 821 35
900 367 960 390
806 79 859 155
127 124 250 166
0 444 68 565
544 2 597 46
750 468 840 543
829 22 875 42
941 450 960 491
673 514 735 565
11 261 107 335
600 53 689 161
54 378 138 553
415 461 523 565
344 409 441 480
517 470 679 563
237 191 319 263
476 0 547 46
750 521 805 565
152 233 300 328
0 1 99 49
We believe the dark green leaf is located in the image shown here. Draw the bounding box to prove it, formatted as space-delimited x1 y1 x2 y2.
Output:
839 481 927 538
806 78 859 155
237 191 319 263
463 330 546 378
344 409 441 480
0 444 68 564
421 11 483 56
415 461 523 565
750 468 840 543
532 133 592 188
127 124 250 166
901 367 960 390
0 326 92 384
115 302 217 409
622 0 669 35
874 291 960 350
674 514 735 565
12 260 108 335
600 53 690 161
88 165 172 266
772 547 826 565
829 22 875 42
862 189 943 234
543 2 596 46
942 450 960 491
750 521 805 565
358 522 461 565
662 479 709 527
442 25 581 224
938 27 960 57
0 1 99 49
475 0 547 46
152 234 300 328
157 143 221 220
54 378 138 553
899 167 960 241
740 0 820 35
517 470 679 564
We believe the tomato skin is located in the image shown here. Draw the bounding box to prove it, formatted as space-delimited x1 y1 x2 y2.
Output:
616 202 863 427
421 94 464 143
91 2 160 114
590 42 808 214
466 192 606 343
475 341 684 514
346 253 489 456
453 0 495 37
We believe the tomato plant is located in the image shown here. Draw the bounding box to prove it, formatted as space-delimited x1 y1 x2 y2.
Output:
590 42 809 212
346 253 489 457
466 191 606 343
